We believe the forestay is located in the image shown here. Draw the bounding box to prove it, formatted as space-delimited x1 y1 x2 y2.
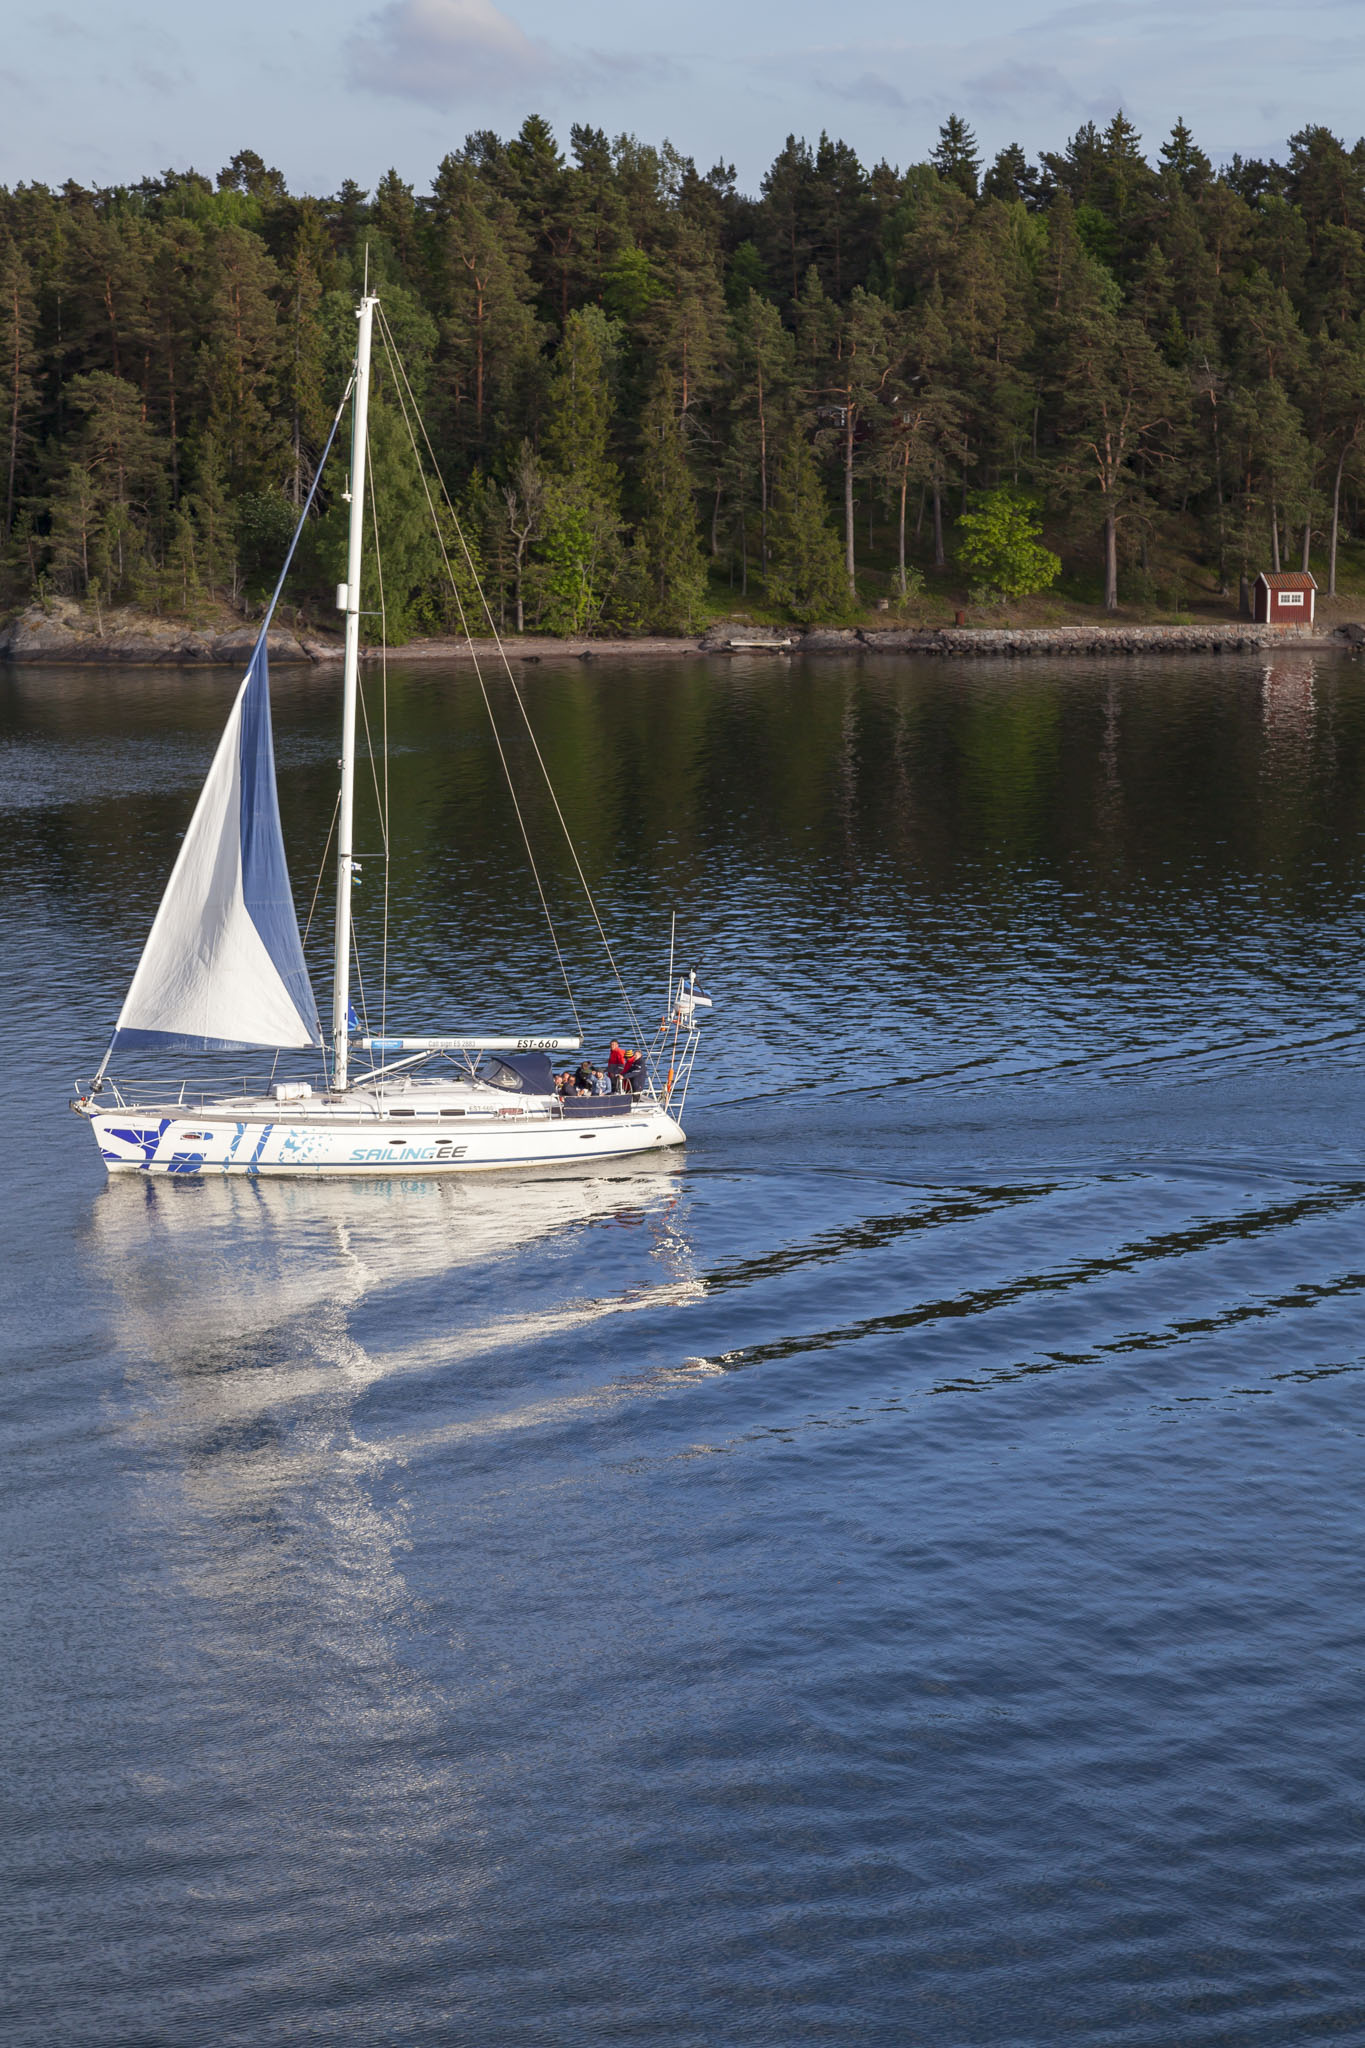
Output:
109 641 321 1055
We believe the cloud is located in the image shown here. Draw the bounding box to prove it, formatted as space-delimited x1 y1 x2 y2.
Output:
834 70 909 112
347 0 547 105
580 48 688 89
963 61 1086 120
754 1 1365 178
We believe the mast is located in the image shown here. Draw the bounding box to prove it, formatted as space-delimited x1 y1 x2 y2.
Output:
331 291 377 1093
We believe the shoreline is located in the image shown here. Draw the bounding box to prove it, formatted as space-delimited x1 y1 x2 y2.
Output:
393 622 1357 663
0 603 1358 668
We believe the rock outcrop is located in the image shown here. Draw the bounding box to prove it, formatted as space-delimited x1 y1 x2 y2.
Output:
852 629 945 652
697 623 796 652
0 597 338 664
795 627 862 651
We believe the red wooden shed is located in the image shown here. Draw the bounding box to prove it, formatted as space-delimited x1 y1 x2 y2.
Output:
1254 571 1316 624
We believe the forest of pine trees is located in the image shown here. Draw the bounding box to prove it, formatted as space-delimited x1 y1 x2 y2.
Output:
6 113 1365 635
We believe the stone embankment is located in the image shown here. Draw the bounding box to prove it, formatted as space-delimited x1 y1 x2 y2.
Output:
3 598 1362 665
698 622 1362 657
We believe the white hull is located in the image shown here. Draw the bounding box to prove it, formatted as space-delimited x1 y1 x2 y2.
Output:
82 1088 685 1177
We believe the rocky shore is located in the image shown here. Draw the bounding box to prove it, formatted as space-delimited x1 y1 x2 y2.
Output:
2 597 1360 666
0 598 336 666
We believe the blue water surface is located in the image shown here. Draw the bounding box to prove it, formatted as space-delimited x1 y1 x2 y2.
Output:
1 650 1363 2045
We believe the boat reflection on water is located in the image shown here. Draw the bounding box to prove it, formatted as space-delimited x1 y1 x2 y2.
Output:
89 1154 701 1448
88 1156 702 1519
85 1159 706 1765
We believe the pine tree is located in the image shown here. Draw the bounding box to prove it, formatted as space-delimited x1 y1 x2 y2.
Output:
724 241 770 311
277 202 330 507
0 239 37 538
807 134 875 297
542 304 618 493
632 369 707 630
1224 377 1315 574
983 144 1044 208
1159 119 1213 196
55 201 153 388
535 306 623 631
766 426 845 617
48 371 170 596
759 137 816 304
567 124 630 305
944 201 1040 487
144 217 202 506
887 166 974 302
428 153 541 462
639 218 728 420
185 432 236 598
1050 305 1190 608
502 115 578 324
814 286 898 597
1312 325 1365 590
218 150 288 205
901 287 966 570
932 117 982 199
727 289 796 587
370 168 420 279
1100 113 1152 224
200 223 285 491
48 462 99 597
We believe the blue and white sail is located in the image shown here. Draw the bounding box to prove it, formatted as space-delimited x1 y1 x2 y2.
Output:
110 640 321 1054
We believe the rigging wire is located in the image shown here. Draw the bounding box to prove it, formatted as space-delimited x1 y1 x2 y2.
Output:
376 306 649 1049
374 309 585 1041
350 910 370 1037
302 791 342 949
355 636 389 856
269 788 341 1089
354 619 390 1036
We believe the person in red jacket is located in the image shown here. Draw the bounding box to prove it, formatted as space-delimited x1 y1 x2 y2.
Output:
606 1040 626 1091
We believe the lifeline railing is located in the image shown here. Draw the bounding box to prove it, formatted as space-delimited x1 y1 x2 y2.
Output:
74 1072 329 1110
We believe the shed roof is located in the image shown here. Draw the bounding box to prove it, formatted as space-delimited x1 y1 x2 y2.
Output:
1256 571 1317 590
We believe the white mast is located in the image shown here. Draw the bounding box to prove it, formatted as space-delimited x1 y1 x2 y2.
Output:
332 291 377 1093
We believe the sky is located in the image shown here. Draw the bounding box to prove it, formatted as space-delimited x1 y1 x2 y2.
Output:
7 0 1365 198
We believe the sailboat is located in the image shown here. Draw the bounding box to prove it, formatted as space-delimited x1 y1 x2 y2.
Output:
72 291 707 1176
